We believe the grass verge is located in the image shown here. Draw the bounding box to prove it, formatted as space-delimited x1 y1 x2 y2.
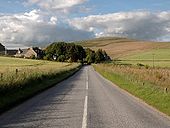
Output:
0 64 81 114
93 64 170 116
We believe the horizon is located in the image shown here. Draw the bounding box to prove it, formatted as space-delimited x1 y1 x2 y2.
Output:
1 36 170 50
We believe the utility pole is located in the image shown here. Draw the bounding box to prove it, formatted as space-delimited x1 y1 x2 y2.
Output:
152 53 155 68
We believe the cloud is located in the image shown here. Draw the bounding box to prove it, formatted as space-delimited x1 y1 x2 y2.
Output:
69 11 170 41
0 9 93 46
1 9 170 48
25 0 87 13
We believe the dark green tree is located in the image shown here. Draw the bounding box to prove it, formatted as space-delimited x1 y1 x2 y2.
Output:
57 55 65 62
44 41 110 63
45 42 85 62
45 42 67 61
85 48 95 64
95 49 105 63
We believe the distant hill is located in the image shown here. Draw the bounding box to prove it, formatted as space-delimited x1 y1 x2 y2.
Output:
78 37 170 59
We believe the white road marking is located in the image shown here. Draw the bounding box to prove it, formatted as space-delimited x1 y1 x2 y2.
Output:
82 95 88 128
82 68 88 128
86 69 88 90
86 81 88 90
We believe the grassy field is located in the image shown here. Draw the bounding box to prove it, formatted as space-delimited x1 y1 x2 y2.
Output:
122 49 170 60
120 49 170 67
94 64 170 116
0 56 81 113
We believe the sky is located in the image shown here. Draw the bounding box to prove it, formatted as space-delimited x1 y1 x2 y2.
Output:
0 0 170 48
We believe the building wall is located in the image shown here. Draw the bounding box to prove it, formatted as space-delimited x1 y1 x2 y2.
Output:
24 49 37 58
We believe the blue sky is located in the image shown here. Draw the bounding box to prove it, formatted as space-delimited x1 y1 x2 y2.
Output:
87 0 170 14
0 0 170 14
0 0 170 47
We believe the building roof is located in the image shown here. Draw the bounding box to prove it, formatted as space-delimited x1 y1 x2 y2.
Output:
17 48 28 54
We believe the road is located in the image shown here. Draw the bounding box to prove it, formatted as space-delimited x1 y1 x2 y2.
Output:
0 66 170 128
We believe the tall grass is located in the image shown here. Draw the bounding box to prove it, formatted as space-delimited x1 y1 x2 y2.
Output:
0 62 76 90
100 64 170 89
94 64 170 116
0 57 81 113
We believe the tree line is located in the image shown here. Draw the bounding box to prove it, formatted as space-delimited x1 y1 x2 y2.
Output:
44 42 111 64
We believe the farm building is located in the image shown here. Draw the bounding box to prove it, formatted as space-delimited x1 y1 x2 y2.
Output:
0 43 5 54
0 43 18 56
15 48 28 58
15 47 44 59
5 49 18 56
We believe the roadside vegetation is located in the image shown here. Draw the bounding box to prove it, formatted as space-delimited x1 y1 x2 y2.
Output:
0 56 81 113
94 64 170 116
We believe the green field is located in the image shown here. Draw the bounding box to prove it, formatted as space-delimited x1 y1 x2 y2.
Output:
0 56 81 113
121 49 170 67
122 49 170 60
0 56 74 74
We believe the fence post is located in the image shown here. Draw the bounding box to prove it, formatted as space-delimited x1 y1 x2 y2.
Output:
164 87 168 93
16 69 18 75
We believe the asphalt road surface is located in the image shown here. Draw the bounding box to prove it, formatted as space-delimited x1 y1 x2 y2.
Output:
0 66 170 128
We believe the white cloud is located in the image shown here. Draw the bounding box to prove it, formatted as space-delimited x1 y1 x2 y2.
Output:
49 16 57 24
0 9 93 46
26 0 87 13
69 11 170 41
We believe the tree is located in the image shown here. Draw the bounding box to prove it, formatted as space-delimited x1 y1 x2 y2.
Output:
44 42 86 62
95 49 105 63
76 45 86 61
67 43 78 62
57 55 65 62
44 41 110 63
102 50 111 61
45 42 66 60
85 48 95 64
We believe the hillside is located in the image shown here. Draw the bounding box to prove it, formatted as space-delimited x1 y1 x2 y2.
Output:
78 37 170 59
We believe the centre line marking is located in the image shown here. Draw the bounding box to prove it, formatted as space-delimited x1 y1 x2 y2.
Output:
86 69 88 90
82 95 88 128
82 68 88 128
86 81 88 90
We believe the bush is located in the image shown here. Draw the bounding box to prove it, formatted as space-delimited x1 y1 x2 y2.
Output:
145 65 149 69
137 63 145 67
